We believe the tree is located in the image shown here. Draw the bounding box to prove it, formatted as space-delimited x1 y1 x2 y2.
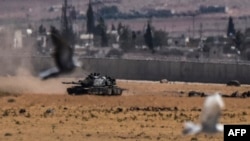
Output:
227 16 236 37
117 22 123 35
153 30 168 47
119 26 133 51
111 23 116 31
144 21 154 53
100 28 108 47
95 16 108 47
70 6 77 20
38 24 46 34
234 30 244 51
86 0 95 34
132 31 136 40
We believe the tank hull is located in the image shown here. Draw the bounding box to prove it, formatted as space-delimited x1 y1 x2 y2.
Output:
67 86 123 96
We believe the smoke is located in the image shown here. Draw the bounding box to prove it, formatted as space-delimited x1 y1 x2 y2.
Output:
0 67 71 95
0 41 67 95
0 54 89 95
0 24 90 95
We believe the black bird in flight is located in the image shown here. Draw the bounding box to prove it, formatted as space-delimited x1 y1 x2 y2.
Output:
39 26 81 80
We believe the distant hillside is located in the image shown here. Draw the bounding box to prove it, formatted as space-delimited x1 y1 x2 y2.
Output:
0 0 250 21
117 0 250 15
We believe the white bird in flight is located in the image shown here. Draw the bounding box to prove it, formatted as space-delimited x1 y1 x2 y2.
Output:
182 93 225 135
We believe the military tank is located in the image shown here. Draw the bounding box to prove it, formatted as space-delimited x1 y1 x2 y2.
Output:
62 73 125 95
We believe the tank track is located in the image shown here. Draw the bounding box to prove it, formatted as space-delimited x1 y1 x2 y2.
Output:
67 86 123 96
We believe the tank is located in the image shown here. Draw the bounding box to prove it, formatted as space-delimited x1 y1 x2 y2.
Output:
62 73 125 95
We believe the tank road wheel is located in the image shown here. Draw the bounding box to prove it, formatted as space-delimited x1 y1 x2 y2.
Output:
67 88 74 95
92 88 98 95
91 88 102 95
75 88 83 95
112 87 122 95
107 88 112 95
116 88 122 95
103 88 112 96
97 88 103 95
88 88 94 95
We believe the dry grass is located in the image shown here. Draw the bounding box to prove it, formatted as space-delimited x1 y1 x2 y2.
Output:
0 77 249 141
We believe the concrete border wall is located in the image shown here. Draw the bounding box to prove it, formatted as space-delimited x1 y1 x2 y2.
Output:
80 58 250 84
1 56 250 84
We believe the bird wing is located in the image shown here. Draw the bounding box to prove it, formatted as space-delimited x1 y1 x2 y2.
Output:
50 26 74 71
39 67 60 80
200 93 224 132
183 121 202 135
216 123 224 132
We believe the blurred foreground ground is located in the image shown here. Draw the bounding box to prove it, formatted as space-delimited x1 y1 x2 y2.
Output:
0 77 250 141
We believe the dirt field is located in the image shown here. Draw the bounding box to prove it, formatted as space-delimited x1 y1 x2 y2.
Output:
0 76 250 141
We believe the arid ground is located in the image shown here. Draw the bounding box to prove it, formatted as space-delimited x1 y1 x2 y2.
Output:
0 76 250 141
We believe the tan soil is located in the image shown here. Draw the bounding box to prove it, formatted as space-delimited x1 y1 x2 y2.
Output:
0 76 250 141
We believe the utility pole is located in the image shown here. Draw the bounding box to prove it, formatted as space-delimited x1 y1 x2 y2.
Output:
245 17 248 31
192 14 196 38
61 0 68 33
199 23 203 39
60 0 75 46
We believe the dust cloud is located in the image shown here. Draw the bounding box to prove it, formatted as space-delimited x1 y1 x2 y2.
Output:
0 24 89 95
0 67 72 95
0 31 66 95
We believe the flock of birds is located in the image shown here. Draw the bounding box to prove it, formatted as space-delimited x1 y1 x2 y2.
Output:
39 26 227 137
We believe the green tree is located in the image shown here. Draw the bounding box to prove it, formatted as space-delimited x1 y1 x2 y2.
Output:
144 22 154 53
111 23 116 31
119 26 134 51
153 30 168 47
117 22 123 35
95 17 108 47
227 16 236 37
70 6 77 20
86 0 95 34
234 30 244 51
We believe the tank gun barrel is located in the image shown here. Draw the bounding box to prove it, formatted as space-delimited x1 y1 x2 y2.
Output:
62 81 81 84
